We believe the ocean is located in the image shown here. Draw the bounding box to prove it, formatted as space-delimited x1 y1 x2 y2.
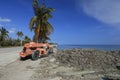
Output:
58 45 120 51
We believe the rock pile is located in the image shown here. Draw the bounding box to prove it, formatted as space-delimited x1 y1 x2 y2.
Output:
31 48 120 80
56 49 120 71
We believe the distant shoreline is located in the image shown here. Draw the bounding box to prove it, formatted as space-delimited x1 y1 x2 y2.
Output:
58 45 120 51
1 44 120 51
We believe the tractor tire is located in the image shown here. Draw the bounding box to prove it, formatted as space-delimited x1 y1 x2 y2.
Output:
49 47 53 53
20 57 25 61
45 49 50 57
32 50 39 60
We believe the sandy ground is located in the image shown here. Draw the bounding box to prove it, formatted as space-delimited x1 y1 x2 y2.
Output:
0 47 22 68
0 47 40 80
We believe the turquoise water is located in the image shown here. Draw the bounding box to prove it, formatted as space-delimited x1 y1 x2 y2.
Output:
58 45 120 51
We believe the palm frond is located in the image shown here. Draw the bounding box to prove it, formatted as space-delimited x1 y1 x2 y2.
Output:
29 16 37 31
42 12 52 20
46 22 54 34
32 0 39 7
46 7 55 12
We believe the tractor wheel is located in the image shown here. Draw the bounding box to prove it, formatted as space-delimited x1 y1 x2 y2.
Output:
42 49 49 57
20 57 25 61
49 47 53 53
32 50 39 60
45 49 50 57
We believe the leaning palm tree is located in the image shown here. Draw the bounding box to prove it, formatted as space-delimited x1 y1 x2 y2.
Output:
16 31 23 46
30 0 54 42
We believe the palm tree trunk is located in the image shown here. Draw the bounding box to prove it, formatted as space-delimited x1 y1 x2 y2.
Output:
21 40 22 46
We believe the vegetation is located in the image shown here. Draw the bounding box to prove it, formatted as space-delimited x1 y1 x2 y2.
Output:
0 27 9 41
0 0 54 47
16 31 23 46
23 36 31 44
30 0 54 42
0 27 31 47
16 31 23 40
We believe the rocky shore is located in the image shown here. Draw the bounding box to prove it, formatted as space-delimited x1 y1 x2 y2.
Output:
31 48 120 80
56 48 120 70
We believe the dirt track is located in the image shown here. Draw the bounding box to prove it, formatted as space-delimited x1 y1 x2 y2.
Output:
0 47 40 80
0 47 22 68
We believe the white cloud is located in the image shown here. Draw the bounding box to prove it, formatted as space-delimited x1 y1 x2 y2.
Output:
0 17 11 22
9 28 16 34
78 0 120 24
0 24 3 27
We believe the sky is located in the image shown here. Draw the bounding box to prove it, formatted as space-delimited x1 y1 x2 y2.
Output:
0 0 120 45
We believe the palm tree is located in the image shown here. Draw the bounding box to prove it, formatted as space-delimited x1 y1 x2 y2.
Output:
16 31 23 40
0 27 9 46
24 36 31 43
30 0 54 42
0 27 9 41
16 31 23 46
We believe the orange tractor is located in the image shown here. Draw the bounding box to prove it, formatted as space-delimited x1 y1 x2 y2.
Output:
19 42 51 60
